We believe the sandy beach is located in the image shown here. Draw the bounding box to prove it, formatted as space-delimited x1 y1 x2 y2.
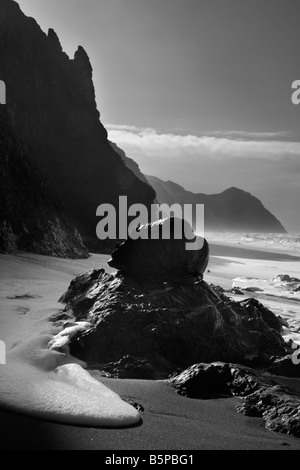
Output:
1 375 300 451
1 244 300 450
1 0 300 455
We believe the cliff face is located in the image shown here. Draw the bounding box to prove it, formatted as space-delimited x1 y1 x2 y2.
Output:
109 141 150 185
0 108 89 258
0 0 155 243
146 175 286 233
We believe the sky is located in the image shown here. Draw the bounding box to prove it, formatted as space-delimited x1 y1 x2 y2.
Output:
18 0 300 232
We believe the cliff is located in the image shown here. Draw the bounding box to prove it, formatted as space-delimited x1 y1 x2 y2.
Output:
0 108 89 258
109 141 149 185
146 175 286 233
0 0 155 250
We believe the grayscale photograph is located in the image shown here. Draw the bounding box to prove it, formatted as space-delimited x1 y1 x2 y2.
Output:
0 0 300 453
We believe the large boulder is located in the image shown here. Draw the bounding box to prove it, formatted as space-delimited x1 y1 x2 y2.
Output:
59 261 287 377
272 274 300 293
108 217 209 283
170 362 300 438
170 362 272 398
238 385 300 437
267 356 300 378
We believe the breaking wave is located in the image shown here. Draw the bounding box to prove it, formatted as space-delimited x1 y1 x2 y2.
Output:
207 232 300 255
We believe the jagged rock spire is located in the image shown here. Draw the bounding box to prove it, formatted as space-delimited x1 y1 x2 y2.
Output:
48 28 63 53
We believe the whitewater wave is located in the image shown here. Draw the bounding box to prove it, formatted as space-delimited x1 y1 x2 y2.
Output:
206 232 300 255
232 275 300 302
231 274 300 346
0 324 140 427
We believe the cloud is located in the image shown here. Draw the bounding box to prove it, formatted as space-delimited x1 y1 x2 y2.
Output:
107 125 300 162
205 130 295 140
107 124 300 231
106 124 156 134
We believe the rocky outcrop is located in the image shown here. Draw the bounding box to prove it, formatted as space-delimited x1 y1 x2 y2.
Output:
146 175 286 233
272 275 300 293
170 362 300 438
107 218 209 283
0 0 155 248
102 355 163 380
171 362 273 398
238 384 300 437
56 222 300 437
59 267 288 377
0 109 88 258
267 356 300 378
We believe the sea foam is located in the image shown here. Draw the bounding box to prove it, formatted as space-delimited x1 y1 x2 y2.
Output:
0 325 140 427
232 276 300 301
231 275 300 346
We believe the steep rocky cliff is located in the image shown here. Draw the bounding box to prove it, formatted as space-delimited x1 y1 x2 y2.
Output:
0 108 88 257
110 141 150 185
147 175 286 233
0 0 155 249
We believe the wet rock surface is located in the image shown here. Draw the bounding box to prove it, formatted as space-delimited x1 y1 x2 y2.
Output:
237 385 300 438
170 362 300 438
272 275 300 293
59 266 287 378
170 362 273 398
102 355 164 380
267 356 300 378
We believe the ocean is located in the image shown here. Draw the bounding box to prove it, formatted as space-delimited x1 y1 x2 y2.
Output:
206 232 300 347
206 232 300 256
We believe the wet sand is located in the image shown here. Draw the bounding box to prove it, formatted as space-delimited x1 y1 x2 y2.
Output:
1 375 300 450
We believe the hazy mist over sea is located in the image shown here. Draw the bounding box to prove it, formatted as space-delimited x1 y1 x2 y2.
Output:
206 232 300 256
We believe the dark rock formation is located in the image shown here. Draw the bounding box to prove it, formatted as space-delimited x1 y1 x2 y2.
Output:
238 297 283 333
56 221 300 437
237 385 300 437
170 362 273 398
170 362 300 438
226 287 245 296
110 141 149 185
59 263 287 377
0 109 88 258
272 274 300 293
102 355 164 380
0 0 155 248
108 218 209 283
273 275 300 283
267 356 300 378
146 175 286 233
